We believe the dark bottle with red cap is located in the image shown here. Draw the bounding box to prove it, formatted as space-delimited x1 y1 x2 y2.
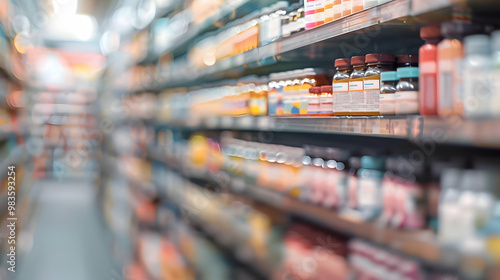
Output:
419 24 441 116
332 58 352 116
348 56 366 116
362 53 395 116
396 54 419 68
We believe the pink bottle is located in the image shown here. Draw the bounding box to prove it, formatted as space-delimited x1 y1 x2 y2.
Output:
419 24 441 115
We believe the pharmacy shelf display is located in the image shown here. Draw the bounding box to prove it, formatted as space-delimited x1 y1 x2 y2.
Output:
105 0 500 280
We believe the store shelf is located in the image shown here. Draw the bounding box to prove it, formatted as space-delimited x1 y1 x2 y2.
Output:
140 0 256 64
163 115 500 149
146 148 495 276
132 0 465 91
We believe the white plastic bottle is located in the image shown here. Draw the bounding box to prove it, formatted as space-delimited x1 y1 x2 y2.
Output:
491 30 500 116
463 34 493 118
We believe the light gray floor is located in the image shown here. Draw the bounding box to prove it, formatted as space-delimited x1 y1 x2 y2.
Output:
14 179 116 280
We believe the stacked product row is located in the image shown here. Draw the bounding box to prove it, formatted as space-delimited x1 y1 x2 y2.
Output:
124 161 459 280
158 23 500 121
177 133 500 256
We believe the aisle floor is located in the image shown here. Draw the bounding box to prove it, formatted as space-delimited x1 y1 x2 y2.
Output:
15 179 116 280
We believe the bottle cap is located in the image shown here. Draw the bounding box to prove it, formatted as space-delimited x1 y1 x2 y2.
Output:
361 156 386 170
365 53 395 64
396 54 418 66
397 67 419 78
351 56 365 66
381 71 398 81
334 58 351 68
420 24 441 40
349 157 361 169
464 34 490 56
309 86 321 94
321 85 332 93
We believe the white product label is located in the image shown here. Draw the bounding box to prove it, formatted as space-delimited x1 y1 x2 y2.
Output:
349 80 363 91
358 177 381 208
308 95 320 113
363 79 380 90
333 82 349 92
320 96 333 112
379 93 395 115
315 0 325 23
438 60 454 110
395 91 419 114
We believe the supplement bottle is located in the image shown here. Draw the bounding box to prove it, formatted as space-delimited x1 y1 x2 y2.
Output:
315 0 325 27
492 30 500 116
379 71 398 115
395 67 419 115
342 0 351 17
364 0 378 9
363 53 395 116
348 156 361 210
324 0 334 23
358 155 386 221
319 85 334 115
267 73 279 115
348 55 366 115
300 68 328 115
307 86 322 115
249 78 269 116
419 24 441 115
396 54 418 68
352 0 363 14
437 22 480 117
333 0 342 20
304 0 316 30
463 34 493 118
332 58 352 116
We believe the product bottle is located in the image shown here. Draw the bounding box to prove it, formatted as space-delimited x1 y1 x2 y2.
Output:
305 0 316 30
333 0 342 20
333 58 352 116
342 0 351 17
348 56 366 115
315 0 325 27
363 53 395 116
352 0 363 13
492 30 500 116
396 54 418 68
437 23 480 117
348 156 361 210
307 86 322 115
249 78 269 116
268 73 279 115
358 156 386 221
276 72 286 115
296 7 306 33
419 24 441 116
395 67 419 115
379 71 398 115
324 0 334 23
364 0 378 9
463 34 493 118
319 85 334 115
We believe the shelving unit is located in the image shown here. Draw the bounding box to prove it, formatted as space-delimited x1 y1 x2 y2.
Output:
101 0 500 279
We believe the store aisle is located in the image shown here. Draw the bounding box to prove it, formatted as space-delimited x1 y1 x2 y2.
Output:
16 179 115 280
